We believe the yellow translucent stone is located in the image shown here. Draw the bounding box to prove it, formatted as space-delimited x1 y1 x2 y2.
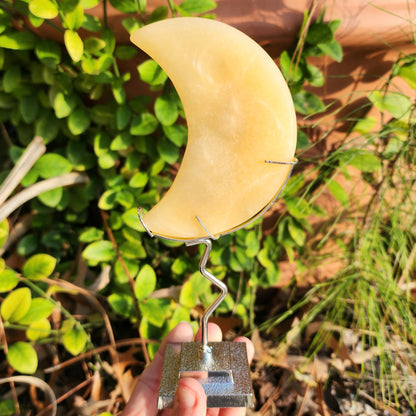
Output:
131 17 297 241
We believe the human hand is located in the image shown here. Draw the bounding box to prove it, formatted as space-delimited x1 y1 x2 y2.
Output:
122 321 255 416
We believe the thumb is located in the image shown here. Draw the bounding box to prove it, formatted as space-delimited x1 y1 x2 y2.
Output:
172 377 207 416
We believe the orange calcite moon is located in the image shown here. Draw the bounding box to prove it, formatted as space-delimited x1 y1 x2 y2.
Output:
130 17 297 241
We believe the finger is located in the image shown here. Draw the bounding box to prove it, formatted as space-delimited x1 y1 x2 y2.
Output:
194 322 223 342
172 377 207 416
233 336 254 363
123 322 194 416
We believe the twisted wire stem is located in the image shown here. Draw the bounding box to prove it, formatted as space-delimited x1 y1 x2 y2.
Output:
187 239 228 357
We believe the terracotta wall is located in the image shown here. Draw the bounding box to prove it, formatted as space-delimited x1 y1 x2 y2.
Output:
34 0 415 133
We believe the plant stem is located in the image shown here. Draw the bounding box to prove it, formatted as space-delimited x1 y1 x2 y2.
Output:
103 0 108 28
0 136 46 206
167 0 177 17
0 172 88 223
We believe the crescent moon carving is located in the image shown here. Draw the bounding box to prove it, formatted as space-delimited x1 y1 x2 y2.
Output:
131 17 297 242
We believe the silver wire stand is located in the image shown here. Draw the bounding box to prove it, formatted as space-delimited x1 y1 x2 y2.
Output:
138 157 298 409
157 239 254 409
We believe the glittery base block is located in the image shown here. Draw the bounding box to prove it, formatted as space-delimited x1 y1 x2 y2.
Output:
158 341 254 409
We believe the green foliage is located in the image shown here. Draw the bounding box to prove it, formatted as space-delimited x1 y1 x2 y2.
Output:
0 0 222 379
1 0 413 411
7 342 38 374
265 15 416 410
279 8 342 116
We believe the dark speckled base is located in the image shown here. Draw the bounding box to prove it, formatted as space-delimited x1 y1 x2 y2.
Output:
158 341 254 409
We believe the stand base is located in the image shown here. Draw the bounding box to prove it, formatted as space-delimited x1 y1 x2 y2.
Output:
158 341 254 409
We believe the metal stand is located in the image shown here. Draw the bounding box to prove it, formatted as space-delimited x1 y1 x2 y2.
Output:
138 158 298 409
157 239 254 409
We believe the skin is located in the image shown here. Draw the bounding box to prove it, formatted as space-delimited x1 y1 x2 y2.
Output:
123 321 255 416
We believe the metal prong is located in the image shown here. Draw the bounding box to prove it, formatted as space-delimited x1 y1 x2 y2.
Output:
264 158 298 165
137 207 154 238
196 216 217 240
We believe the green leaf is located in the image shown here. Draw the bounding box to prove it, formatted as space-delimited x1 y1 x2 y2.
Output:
98 151 119 169
296 130 310 150
1 288 32 322
328 19 342 33
130 112 158 136
157 138 179 164
109 0 139 13
0 31 36 50
82 14 103 32
154 95 179 126
79 227 104 242
84 37 106 54
293 90 325 115
38 187 63 207
179 281 197 308
34 153 72 178
7 342 38 374
115 45 138 60
36 111 60 142
53 91 77 118
285 196 310 218
162 124 187 147
82 240 116 263
112 82 126 105
20 93 40 123
23 253 57 280
368 91 412 120
116 190 134 208
245 230 260 257
82 0 101 8
318 40 343 63
171 257 188 275
0 269 19 292
26 318 51 341
398 60 416 89
98 189 118 210
345 150 381 172
0 218 9 249
102 28 115 53
94 131 111 156
66 141 95 170
36 39 61 67
64 30 84 62
137 60 168 86
353 117 377 134
63 325 87 355
279 50 303 83
29 0 59 19
305 22 333 45
179 0 217 14
18 298 55 325
139 298 170 327
68 107 91 135
63 3 84 30
135 264 157 300
122 17 142 34
0 399 16 416
116 105 132 130
122 208 144 232
129 171 148 188
149 6 169 23
306 64 324 87
326 179 349 208
108 293 134 317
114 257 139 283
3 65 21 93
